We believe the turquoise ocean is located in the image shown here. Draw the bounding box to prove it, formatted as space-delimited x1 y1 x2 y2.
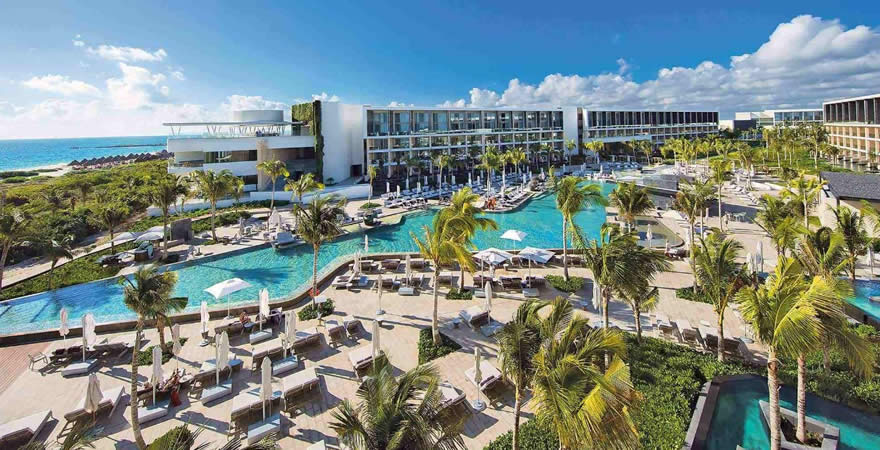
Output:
0 136 165 171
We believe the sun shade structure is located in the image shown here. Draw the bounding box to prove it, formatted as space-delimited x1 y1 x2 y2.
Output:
474 248 514 265
517 247 554 264
111 231 140 243
261 357 272 419
820 171 880 202
205 278 252 319
59 308 69 344
135 231 164 242
151 346 163 404
500 229 527 242
81 313 96 362
372 320 381 360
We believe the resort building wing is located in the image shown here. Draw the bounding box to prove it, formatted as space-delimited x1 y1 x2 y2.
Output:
823 93 880 165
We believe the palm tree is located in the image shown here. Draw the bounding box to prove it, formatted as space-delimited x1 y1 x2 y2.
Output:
177 176 193 217
18 421 99 450
539 143 554 171
736 257 844 450
432 153 452 188
442 188 497 289
477 147 500 193
636 140 653 164
0 208 28 291
330 356 465 450
530 297 638 449
40 187 66 212
672 179 713 281
609 182 653 232
755 194 803 257
694 233 744 361
191 170 238 241
45 234 73 290
255 158 289 209
364 165 378 202
294 195 346 306
497 301 542 450
69 178 93 205
619 283 658 342
554 177 608 281
97 201 128 254
583 140 604 163
737 144 760 189
120 266 179 450
285 172 325 205
806 123 827 169
831 205 868 282
709 159 731 231
782 171 826 228
150 174 187 259
410 212 475 344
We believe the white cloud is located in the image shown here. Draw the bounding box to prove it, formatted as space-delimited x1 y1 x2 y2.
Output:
0 101 24 116
21 75 101 97
170 70 186 81
437 98 467 108
387 101 415 107
311 92 340 102
72 40 84 47
221 95 287 112
87 44 167 62
440 15 880 115
105 63 170 110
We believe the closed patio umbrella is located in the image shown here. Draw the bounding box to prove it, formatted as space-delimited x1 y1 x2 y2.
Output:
205 278 252 320
171 323 181 371
372 320 381 360
472 347 485 410
84 373 103 422
258 288 270 330
756 241 764 273
60 308 69 345
82 313 96 362
405 254 412 282
646 224 653 249
151 346 163 405
484 282 492 316
376 273 385 316
284 312 296 358
364 235 369 253
216 331 229 386
199 301 210 346
261 356 272 420
386 181 390 194
593 281 602 311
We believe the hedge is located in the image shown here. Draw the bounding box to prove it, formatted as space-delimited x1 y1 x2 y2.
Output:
136 337 188 365
545 274 585 293
483 419 558 450
445 288 473 300
417 328 462 364
675 286 712 305
298 299 335 321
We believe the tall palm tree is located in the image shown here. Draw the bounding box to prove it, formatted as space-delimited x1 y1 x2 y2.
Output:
294 195 346 306
755 194 803 257
583 140 605 163
477 147 500 193
120 266 179 450
40 187 66 212
191 170 238 241
831 206 868 282
530 297 638 450
619 283 658 342
442 188 497 289
672 179 713 282
410 212 475 345
432 153 452 188
330 356 465 450
709 159 731 231
609 182 653 232
97 201 128 254
285 172 325 205
497 301 542 450
736 143 760 189
554 177 608 281
782 171 826 228
806 123 827 169
508 147 527 176
365 165 378 202
45 234 73 290
694 233 744 361
736 257 845 450
255 158 289 209
150 174 187 259
177 176 193 217
636 140 653 164
0 208 28 291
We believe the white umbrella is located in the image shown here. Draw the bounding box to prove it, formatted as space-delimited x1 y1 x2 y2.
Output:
376 273 385 316
500 229 527 250
353 251 362 276
84 373 103 421
364 235 369 253
260 356 272 420
646 224 653 249
472 347 485 410
284 312 296 358
59 308 69 344
82 313 96 362
199 301 210 346
267 208 282 228
518 247 554 264
468 172 473 186
405 254 412 282
135 231 163 242
258 288 270 330
756 241 764 273
216 331 229 385
484 282 493 315
171 323 181 371
372 320 381 360
397 185 401 197
474 248 514 265
592 282 602 310
112 231 140 243
151 346 163 405
745 252 753 273
146 225 166 234
665 240 670 255
205 278 252 319
406 177 410 191
386 181 390 194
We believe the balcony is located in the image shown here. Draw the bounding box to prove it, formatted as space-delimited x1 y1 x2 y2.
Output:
167 135 315 153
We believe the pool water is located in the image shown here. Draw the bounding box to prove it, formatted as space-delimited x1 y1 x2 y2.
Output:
706 377 880 450
0 185 614 334
848 279 880 322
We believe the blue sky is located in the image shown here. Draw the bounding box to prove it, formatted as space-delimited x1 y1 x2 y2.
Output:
1 1 878 138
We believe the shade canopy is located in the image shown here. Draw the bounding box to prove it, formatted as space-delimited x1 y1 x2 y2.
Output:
484 282 493 313
474 248 514 265
261 356 273 419
217 331 229 384
145 225 166 234
200 301 210 334
82 313 97 361
473 347 482 384
59 308 69 338
259 289 270 319
268 208 282 228
135 231 164 242
111 231 140 243
500 229 527 242
151 346 164 386
205 278 252 300
517 247 554 264
84 373 103 414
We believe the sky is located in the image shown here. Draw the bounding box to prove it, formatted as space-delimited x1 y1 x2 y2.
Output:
0 1 878 139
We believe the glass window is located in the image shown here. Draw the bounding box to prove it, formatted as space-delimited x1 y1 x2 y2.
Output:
484 111 497 129
539 112 549 128
415 137 430 148
467 112 482 129
450 112 464 131
392 138 410 149
526 112 537 128
774 112 783 122
552 111 563 128
367 139 388 151
367 111 389 136
432 112 448 132
414 112 430 133
392 111 411 135
499 112 511 129
513 111 524 128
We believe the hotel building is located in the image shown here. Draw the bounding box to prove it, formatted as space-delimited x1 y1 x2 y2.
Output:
579 109 718 148
733 108 823 130
823 93 880 162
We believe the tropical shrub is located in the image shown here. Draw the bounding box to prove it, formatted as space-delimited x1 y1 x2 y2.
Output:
445 288 473 300
545 274 585 292
483 419 558 450
675 286 712 304
417 328 462 364
136 338 188 365
297 299 334 320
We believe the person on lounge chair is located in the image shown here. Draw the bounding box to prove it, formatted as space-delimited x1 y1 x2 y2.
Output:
239 311 252 326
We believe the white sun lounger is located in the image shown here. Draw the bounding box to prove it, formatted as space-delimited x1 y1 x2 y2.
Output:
272 231 298 249
63 385 126 425
249 327 273 344
348 345 381 371
137 401 169 425
292 327 321 349
465 361 503 391
438 382 466 410
282 367 320 400
0 410 52 446
62 358 98 377
459 306 489 327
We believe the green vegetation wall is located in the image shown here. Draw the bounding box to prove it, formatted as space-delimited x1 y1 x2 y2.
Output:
291 100 324 181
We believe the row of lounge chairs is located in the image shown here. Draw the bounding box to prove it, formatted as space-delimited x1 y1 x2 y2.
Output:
656 315 752 362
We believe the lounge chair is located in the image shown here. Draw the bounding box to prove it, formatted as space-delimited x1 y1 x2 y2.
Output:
333 275 352 289
325 320 345 345
251 339 290 370
27 352 49 371
459 306 490 327
465 361 503 392
437 272 454 285
680 327 703 350
62 385 125 431
61 358 98 377
348 345 381 372
291 327 321 349
343 318 362 336
437 382 466 411
347 275 369 289
381 259 400 270
272 232 298 249
281 367 320 408
0 410 53 447
723 338 751 362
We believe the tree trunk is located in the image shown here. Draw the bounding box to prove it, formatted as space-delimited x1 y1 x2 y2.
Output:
156 316 167 350
603 288 611 367
312 244 320 307
797 353 807 443
633 306 642 343
211 203 218 241
130 323 147 449
270 180 276 209
562 218 569 281
718 187 724 232
49 262 56 290
690 223 697 294
513 387 522 450
432 265 440 345
768 348 781 450
717 312 725 362
109 226 116 254
161 213 168 260
0 243 9 291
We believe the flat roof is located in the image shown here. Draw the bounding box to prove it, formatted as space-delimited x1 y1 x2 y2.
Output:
823 93 880 106
819 171 880 202
162 120 303 126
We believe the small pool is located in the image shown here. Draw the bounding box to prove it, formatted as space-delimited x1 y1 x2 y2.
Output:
0 185 616 335
705 376 880 450
848 279 880 323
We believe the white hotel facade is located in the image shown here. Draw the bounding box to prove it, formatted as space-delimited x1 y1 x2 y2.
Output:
165 103 718 196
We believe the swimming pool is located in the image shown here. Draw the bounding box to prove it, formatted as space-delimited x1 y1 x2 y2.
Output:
0 185 614 335
848 279 880 323
705 376 880 450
